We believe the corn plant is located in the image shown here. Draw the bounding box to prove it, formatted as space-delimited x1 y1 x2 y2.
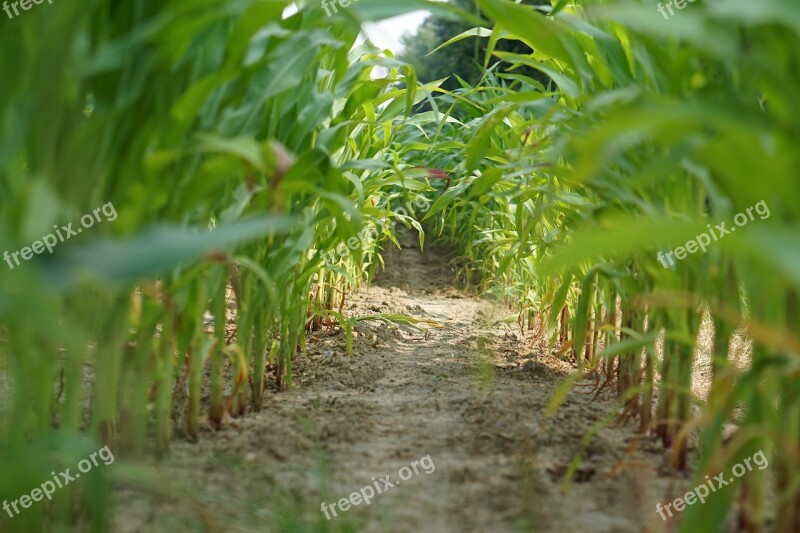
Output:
0 0 469 530
401 0 800 530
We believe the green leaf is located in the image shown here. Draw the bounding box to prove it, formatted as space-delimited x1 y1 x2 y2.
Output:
476 0 574 66
46 217 298 287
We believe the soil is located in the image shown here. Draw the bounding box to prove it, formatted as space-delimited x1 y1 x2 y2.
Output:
111 232 690 533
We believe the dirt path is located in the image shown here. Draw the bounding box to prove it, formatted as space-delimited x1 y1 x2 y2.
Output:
114 233 674 533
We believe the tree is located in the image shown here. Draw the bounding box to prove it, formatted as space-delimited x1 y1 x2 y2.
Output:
399 0 551 91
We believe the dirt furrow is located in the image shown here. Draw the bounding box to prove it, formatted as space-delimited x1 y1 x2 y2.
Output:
113 235 671 533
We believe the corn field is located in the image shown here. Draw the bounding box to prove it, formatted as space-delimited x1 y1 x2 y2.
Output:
0 0 798 531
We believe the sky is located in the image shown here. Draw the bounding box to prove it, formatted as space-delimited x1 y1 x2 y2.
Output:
361 11 429 53
283 4 429 55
